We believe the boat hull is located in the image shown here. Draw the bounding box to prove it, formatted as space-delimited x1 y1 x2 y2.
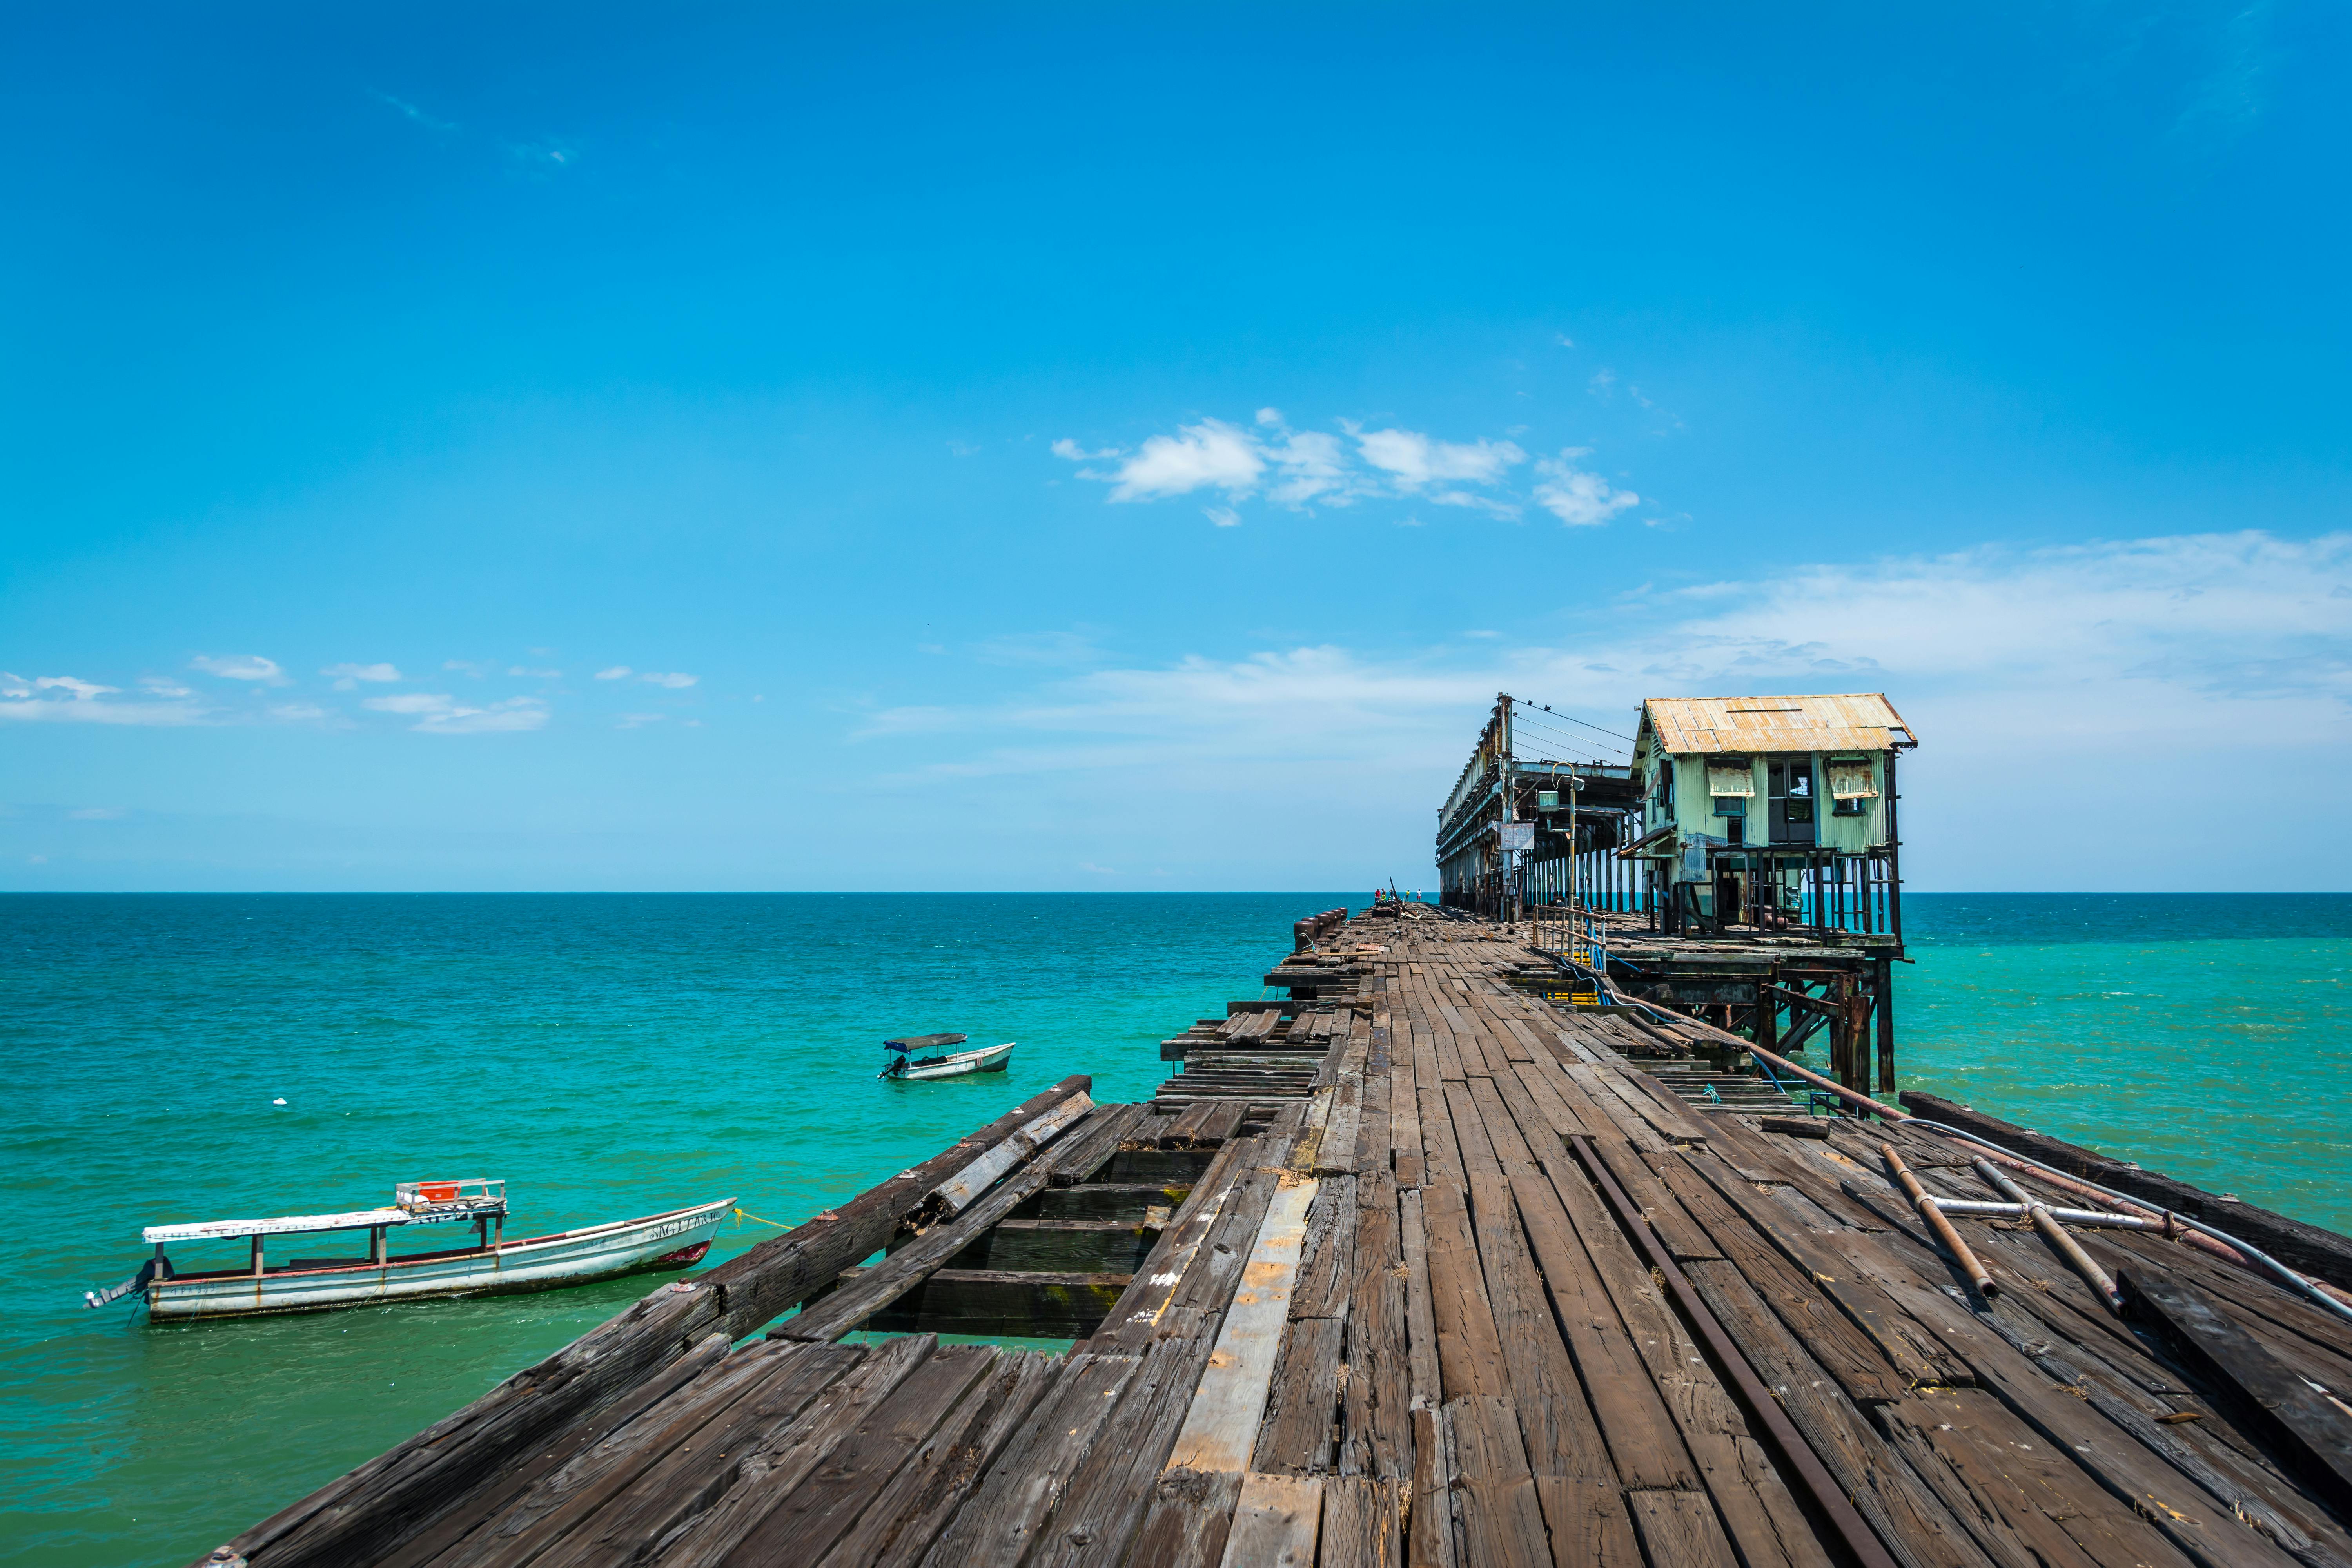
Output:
145 1198 734 1321
895 1042 1014 1081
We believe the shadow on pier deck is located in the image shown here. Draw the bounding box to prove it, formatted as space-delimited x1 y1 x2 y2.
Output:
200 911 2352 1568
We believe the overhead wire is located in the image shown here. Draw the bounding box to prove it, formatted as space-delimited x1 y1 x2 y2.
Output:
1510 697 1636 744
1506 712 1630 760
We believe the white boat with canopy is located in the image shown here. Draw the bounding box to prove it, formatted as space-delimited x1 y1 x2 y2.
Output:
880 1033 1015 1081
85 1178 733 1321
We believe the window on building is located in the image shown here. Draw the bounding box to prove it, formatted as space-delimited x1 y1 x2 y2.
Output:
1725 816 1745 846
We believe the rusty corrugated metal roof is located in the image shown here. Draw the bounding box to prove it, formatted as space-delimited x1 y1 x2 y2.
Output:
1640 693 1916 755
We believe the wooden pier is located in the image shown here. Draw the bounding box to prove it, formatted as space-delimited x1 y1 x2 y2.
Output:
200 908 2352 1568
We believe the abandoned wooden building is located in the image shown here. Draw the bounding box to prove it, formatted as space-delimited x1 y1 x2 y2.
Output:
1439 692 1917 1096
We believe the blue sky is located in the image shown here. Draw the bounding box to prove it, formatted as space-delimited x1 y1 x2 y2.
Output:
4 3 2348 891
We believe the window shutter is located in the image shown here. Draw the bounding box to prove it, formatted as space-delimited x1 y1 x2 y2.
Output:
1706 764 1754 797
1827 760 1877 800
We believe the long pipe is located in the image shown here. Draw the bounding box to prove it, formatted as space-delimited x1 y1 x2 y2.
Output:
1931 1199 2165 1230
1884 1145 1996 1298
1973 1158 2125 1312
1734 1040 2352 1317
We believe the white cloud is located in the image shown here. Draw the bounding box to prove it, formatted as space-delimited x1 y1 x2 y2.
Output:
1065 409 1637 523
947 440 982 457
616 713 666 729
1533 452 1640 526
1431 490 1522 520
268 703 333 723
322 662 401 690
638 672 698 689
1350 427 1526 491
0 672 204 726
594 666 632 681
37 675 118 700
139 678 192 697
1263 427 1353 507
1104 419 1265 502
508 666 561 678
362 693 549 733
444 659 490 678
1204 507 1241 528
841 530 2352 875
191 654 287 684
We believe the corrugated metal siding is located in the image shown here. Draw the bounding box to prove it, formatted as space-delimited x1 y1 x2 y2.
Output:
1641 693 1914 755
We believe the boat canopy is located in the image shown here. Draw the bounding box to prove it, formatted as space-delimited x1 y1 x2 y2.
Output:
884 1033 968 1053
141 1178 507 1245
144 1208 417 1245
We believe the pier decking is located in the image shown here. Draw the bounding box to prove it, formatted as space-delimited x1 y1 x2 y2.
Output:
203 910 2352 1568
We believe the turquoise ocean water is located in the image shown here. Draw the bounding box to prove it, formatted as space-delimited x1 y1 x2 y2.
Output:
2 891 2346 1566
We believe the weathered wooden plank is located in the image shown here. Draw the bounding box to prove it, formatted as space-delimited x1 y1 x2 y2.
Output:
556 1335 930 1568
1504 1059 1597 1143
1316 1477 1402 1568
1399 1189 1443 1418
1125 1468 1245 1568
862 1269 1131 1340
1463 1075 1539 1170
1292 1175 1357 1321
1495 1167 1692 1495
1034 1182 1194 1220
1218 1472 1323 1568
1672 1260 1993 1568
914 1091 1096 1221
719 1346 997 1566
1025 1321 1227 1568
1872 1269 2315 1568
1445 1395 1554 1568
780 1147 1067 1340
1046 1103 1151 1184
1167 1174 1321 1474
1583 1137 1721 1263
1253 1317 1345 1475
1652 1158 1908 1407
1419 1085 1468 1188
1624 1491 1741 1568
1461 1169 1623 1492
437 1340 806 1568
2124 1267 2352 1519
1418 1183 1509 1401
376 1334 734 1568
211 1282 726 1568
1342 1169 1413 1483
1877 1387 2190 1568
913 1351 1142 1566
963 1217 1156 1274
1563 1064 1670 1154
701 1077 1096 1339
1407 1406 1457 1568
1091 1136 1256 1351
808 1351 1059 1568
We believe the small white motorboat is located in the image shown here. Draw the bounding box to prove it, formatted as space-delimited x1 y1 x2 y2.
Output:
83 1178 733 1321
881 1033 1015 1081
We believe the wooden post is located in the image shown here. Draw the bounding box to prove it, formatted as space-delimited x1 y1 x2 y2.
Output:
370 1226 385 1266
1873 957 1896 1093
1755 976 1777 1056
250 1234 263 1278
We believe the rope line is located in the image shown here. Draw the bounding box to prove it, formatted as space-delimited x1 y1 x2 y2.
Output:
732 1206 794 1230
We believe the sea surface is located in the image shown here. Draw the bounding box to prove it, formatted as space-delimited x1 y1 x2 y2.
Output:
2 891 2346 1567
